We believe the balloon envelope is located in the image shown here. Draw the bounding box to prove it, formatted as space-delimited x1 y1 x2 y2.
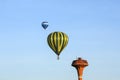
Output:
41 21 48 29
47 32 69 59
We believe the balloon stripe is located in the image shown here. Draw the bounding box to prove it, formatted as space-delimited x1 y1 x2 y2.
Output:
53 32 58 54
58 32 60 53
59 32 63 52
50 33 56 52
59 33 65 53
64 34 68 49
50 33 56 53
57 32 60 55
56 32 59 54
48 34 54 52
63 34 67 48
51 33 56 53
59 32 63 55
63 34 67 50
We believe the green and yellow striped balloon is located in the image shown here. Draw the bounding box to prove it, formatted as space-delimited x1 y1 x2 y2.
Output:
47 32 69 59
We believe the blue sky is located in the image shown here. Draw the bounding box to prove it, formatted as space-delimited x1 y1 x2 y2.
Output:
0 0 120 80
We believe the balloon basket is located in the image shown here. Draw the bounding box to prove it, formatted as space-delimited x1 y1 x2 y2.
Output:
57 56 59 60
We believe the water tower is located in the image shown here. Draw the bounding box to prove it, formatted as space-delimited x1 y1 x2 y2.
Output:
72 58 88 80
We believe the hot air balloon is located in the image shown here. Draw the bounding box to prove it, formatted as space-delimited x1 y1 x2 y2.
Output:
41 21 48 30
47 32 69 60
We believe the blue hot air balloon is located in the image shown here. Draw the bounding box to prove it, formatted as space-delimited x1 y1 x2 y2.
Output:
41 21 48 30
